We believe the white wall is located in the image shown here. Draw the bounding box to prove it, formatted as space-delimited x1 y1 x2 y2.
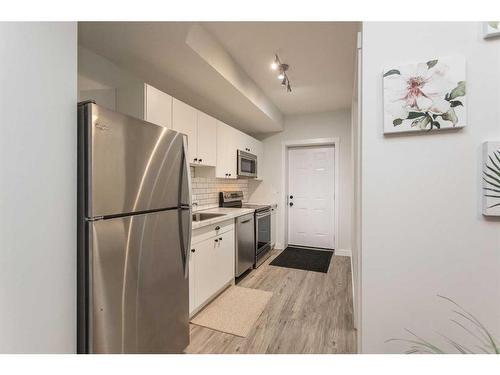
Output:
0 22 77 353
79 46 149 120
249 110 352 252
361 22 500 353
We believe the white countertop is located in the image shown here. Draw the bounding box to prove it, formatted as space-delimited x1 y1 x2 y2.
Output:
192 207 255 230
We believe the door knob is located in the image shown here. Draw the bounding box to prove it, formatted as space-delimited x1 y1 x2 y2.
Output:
289 195 293 199
289 202 294 207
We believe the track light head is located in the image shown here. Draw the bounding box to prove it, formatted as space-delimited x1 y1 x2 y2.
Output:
271 54 279 70
270 54 292 93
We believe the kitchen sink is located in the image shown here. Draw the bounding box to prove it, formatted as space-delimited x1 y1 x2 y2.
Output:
192 212 226 222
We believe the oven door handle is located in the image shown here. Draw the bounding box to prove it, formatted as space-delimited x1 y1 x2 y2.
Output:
256 211 271 218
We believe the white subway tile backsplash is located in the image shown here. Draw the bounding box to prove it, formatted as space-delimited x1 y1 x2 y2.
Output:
189 167 249 210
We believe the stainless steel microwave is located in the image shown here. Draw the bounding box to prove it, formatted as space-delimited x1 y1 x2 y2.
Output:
237 150 257 178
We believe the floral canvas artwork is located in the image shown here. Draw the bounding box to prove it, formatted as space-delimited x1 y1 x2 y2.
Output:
483 22 500 39
482 141 500 216
383 56 466 134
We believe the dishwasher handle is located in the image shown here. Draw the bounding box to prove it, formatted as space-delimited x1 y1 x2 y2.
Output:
237 213 255 224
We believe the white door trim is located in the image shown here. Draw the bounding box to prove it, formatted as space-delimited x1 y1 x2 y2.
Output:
281 137 340 251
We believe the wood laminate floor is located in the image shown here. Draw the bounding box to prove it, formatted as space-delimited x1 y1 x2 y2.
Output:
185 249 356 354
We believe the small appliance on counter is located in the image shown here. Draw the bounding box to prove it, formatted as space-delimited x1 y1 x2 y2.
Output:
219 191 272 269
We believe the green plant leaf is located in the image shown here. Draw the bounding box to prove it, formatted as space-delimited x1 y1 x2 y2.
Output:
489 154 500 172
387 296 500 354
437 333 473 354
426 59 438 69
484 187 500 193
411 116 430 129
450 100 463 107
393 118 403 126
406 111 426 119
439 295 499 354
484 173 500 187
449 81 466 100
441 108 458 125
493 150 500 165
483 177 500 189
488 21 499 30
383 69 400 77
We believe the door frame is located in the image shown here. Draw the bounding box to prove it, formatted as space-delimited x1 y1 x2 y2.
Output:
281 137 340 250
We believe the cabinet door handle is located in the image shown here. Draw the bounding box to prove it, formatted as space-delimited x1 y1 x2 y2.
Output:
215 226 220 230
191 249 195 253
199 158 202 163
214 239 219 243
194 158 198 162
219 237 222 241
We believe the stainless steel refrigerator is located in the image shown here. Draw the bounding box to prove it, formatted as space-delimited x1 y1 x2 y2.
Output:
77 101 191 354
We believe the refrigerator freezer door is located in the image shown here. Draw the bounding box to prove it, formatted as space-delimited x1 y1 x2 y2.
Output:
82 103 185 218
88 209 189 353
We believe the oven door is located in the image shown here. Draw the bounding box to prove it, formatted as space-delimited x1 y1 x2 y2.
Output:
255 210 271 266
237 150 257 178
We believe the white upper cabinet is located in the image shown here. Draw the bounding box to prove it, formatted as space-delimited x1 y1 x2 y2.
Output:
144 84 172 128
196 111 217 167
216 121 238 179
172 98 217 167
237 130 255 154
172 98 197 163
116 83 263 179
116 83 172 129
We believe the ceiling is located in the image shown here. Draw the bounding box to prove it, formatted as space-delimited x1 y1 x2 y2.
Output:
203 22 358 115
78 22 358 134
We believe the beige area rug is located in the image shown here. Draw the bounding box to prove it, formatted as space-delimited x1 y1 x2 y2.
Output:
190 286 272 337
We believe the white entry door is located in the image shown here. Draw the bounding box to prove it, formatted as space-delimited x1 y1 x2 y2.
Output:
287 146 335 249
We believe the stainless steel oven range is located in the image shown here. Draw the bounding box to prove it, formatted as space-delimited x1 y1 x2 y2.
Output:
219 191 272 269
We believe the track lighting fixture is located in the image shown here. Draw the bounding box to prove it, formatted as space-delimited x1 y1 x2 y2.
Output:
270 54 292 93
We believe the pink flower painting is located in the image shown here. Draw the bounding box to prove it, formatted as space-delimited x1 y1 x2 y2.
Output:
383 56 466 134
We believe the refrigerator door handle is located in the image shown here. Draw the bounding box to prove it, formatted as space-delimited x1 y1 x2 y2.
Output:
180 134 192 279
179 206 192 279
181 134 192 208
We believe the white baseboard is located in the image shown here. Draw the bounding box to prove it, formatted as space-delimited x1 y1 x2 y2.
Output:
335 248 352 257
274 242 284 250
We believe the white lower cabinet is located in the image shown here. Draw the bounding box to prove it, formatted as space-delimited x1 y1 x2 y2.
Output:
189 220 235 316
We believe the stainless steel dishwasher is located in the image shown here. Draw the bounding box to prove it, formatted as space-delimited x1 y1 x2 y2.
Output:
235 213 255 277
